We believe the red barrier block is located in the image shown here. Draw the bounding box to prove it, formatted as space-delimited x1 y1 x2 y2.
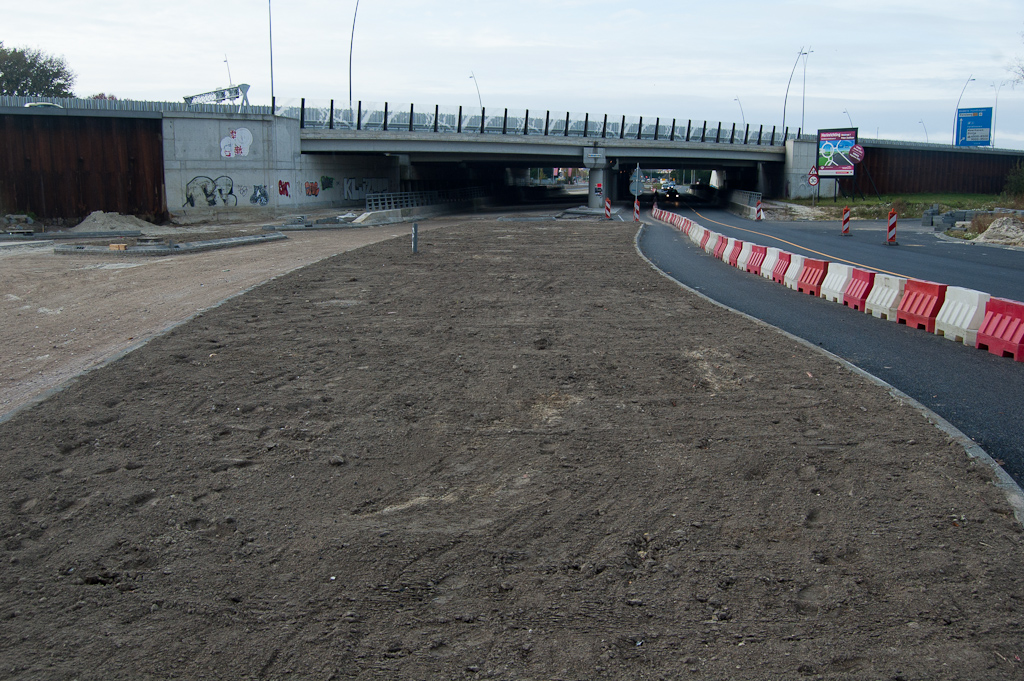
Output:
699 230 711 249
976 297 1024 361
747 245 767 274
713 235 728 260
771 251 791 284
896 279 947 332
727 240 744 267
843 268 876 311
797 259 829 296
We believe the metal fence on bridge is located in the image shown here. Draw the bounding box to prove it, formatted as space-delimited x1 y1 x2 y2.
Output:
365 187 487 212
284 99 802 146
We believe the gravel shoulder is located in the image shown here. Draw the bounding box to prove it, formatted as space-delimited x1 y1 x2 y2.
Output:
1 215 1022 679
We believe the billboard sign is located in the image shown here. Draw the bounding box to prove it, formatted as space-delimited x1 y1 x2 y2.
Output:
817 128 858 177
955 107 993 147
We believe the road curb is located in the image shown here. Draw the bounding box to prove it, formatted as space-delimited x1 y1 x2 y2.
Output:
634 219 1024 528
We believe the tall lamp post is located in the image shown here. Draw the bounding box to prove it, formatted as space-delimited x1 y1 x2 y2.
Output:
952 74 975 146
843 109 853 127
348 0 361 116
992 80 1008 147
268 0 275 112
782 46 807 139
919 119 929 143
734 96 746 129
469 72 483 111
800 47 813 133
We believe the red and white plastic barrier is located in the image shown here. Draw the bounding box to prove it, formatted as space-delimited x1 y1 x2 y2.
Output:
747 245 767 275
797 258 829 296
736 243 754 271
760 247 780 279
784 255 807 291
897 279 947 333
772 251 792 285
819 263 854 303
865 274 907 321
843 269 876 311
976 298 1024 361
935 286 991 346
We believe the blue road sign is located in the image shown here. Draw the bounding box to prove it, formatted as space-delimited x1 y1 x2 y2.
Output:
955 107 993 147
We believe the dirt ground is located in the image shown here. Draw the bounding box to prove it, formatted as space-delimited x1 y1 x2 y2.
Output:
1 215 1023 680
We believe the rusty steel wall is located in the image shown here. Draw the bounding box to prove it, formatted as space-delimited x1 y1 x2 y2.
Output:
0 112 166 221
852 145 1023 196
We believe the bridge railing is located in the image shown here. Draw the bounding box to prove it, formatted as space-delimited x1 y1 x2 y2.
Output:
365 186 487 212
283 99 796 146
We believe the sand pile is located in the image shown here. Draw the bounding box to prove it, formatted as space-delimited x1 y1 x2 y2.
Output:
975 216 1024 246
71 211 158 232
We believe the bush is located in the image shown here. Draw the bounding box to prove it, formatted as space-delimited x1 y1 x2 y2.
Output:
971 213 997 234
1003 161 1024 199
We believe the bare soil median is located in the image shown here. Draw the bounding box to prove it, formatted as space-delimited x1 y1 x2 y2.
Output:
1 217 1022 680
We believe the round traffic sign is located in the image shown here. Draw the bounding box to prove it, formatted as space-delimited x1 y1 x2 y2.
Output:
808 175 819 187
629 181 644 195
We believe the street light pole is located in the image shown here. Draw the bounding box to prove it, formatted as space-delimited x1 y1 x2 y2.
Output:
268 0 275 111
348 0 360 112
952 74 975 146
991 81 1007 147
801 47 813 133
919 119 929 143
470 72 483 111
843 109 853 127
782 46 806 140
734 97 746 129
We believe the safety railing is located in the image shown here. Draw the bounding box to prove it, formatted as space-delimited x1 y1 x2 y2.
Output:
365 186 487 212
285 99 794 146
1 95 272 115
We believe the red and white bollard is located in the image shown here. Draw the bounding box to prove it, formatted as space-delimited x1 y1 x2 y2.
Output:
633 198 640 222
841 205 851 236
605 198 611 219
886 209 898 245
755 199 764 221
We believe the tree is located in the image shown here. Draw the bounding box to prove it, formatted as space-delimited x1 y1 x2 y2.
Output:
0 42 76 97
89 93 118 101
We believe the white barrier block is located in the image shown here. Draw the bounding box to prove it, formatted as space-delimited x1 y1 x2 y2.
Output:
819 263 854 303
736 242 753 271
691 226 705 245
704 232 720 254
761 247 780 280
784 254 806 290
722 238 738 262
864 274 907 321
935 286 991 346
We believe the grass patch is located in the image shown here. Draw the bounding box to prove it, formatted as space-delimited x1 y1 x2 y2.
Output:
786 193 1004 219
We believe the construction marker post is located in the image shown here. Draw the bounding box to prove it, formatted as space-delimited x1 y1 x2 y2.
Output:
411 222 418 254
841 206 851 236
633 198 640 222
756 199 764 221
886 210 898 245
605 198 611 219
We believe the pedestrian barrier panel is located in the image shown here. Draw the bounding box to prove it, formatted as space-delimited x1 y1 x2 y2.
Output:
896 279 947 332
865 274 907 321
843 269 876 311
713 236 730 260
797 258 829 296
934 286 991 346
772 251 792 285
725 239 742 266
736 242 754 271
819 263 853 303
975 297 1024 361
784 254 806 290
747 245 767 274
761 247 779 279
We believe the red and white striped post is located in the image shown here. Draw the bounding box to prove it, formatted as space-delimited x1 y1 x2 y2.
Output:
633 198 640 222
605 198 611 219
841 205 851 236
755 199 764 221
886 209 898 245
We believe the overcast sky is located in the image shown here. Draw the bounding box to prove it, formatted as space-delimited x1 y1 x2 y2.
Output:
7 1 1024 148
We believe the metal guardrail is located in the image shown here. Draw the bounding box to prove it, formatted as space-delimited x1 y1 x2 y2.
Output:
365 187 487 211
1 95 272 115
730 190 762 207
285 99 796 146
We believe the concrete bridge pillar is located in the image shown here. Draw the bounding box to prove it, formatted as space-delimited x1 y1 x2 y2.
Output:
582 145 608 209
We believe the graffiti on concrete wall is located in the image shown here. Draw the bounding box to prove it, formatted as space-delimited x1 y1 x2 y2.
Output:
220 128 253 158
250 184 269 206
183 175 237 207
343 177 389 201
278 180 290 197
320 175 335 191
305 181 320 197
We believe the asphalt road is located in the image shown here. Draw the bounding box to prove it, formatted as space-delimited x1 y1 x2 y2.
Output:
637 204 1024 486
